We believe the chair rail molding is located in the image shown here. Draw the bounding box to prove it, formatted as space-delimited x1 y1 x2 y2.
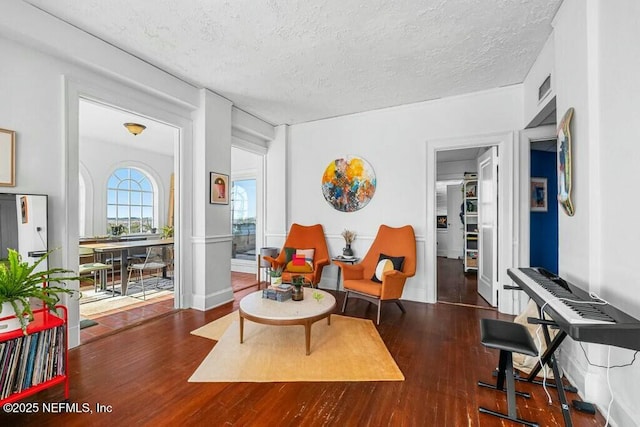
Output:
191 234 233 244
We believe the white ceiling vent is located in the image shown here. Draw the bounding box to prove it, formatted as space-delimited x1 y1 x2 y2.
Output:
538 74 552 102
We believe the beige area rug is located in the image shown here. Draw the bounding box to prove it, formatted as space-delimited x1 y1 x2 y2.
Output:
189 313 404 383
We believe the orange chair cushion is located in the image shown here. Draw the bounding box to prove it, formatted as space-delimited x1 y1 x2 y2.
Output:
344 279 382 297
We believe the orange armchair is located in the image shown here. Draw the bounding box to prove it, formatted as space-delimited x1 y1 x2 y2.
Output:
335 225 416 324
263 224 330 287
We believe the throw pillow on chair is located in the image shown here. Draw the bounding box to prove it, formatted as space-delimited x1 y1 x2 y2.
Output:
372 253 405 283
286 249 315 273
296 248 315 266
286 262 314 273
292 254 306 266
284 247 297 263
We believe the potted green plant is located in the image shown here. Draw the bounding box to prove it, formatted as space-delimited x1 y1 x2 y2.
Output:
110 224 125 236
161 225 174 239
0 248 81 334
291 275 305 301
270 265 283 286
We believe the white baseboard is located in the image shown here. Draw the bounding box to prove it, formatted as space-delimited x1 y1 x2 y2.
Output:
562 345 633 427
231 259 256 274
192 288 234 311
447 250 462 259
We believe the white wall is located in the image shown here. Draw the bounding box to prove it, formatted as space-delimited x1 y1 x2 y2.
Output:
80 137 174 237
437 159 477 180
553 1 640 425
232 148 260 177
597 2 640 424
265 125 289 248
435 180 464 259
0 34 194 347
0 2 274 347
523 32 555 125
0 36 69 259
287 86 524 300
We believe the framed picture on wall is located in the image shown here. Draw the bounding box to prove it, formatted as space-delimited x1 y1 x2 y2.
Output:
557 107 575 216
20 196 28 224
437 215 448 229
210 172 229 204
0 128 15 187
530 177 548 212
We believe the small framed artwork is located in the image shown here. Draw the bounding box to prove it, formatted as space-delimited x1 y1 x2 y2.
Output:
210 172 229 204
437 215 448 229
0 128 16 187
530 177 548 212
20 196 28 224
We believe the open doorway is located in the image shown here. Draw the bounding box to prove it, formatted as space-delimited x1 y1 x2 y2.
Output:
529 139 558 274
230 146 266 293
435 147 493 308
77 99 179 341
230 147 261 269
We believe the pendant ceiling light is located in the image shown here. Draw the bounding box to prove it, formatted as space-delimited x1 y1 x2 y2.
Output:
123 122 146 136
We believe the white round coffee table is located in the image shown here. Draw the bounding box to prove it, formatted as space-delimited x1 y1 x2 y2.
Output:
239 288 336 355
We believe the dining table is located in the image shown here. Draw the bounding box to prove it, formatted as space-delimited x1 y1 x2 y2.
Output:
79 238 174 295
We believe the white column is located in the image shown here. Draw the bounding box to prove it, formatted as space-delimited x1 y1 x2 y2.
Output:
264 124 289 249
191 89 234 310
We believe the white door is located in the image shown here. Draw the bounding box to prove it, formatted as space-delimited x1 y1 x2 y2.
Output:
477 147 499 306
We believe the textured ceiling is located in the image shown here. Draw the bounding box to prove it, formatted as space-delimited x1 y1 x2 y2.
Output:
26 0 562 125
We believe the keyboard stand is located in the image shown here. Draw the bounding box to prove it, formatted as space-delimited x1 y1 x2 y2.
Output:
526 309 574 427
508 266 640 426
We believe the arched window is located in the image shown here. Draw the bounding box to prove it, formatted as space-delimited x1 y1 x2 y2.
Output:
231 179 256 260
231 184 249 222
107 168 155 234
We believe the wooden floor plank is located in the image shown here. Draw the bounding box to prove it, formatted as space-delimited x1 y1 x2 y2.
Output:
0 268 606 426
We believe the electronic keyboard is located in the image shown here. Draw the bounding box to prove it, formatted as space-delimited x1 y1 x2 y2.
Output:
507 267 640 351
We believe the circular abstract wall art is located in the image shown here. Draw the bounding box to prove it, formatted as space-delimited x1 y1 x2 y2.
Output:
321 155 376 212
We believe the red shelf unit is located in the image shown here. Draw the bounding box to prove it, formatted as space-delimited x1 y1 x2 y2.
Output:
0 305 69 404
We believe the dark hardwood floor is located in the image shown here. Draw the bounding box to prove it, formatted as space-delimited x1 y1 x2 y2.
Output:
1 272 605 426
437 256 492 308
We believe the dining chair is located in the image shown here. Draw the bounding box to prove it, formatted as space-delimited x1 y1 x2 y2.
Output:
79 246 115 295
126 246 168 299
103 236 148 276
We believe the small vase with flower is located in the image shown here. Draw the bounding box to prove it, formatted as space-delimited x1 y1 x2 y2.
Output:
341 229 356 257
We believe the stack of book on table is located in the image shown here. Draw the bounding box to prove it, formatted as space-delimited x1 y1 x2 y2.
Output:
262 284 293 302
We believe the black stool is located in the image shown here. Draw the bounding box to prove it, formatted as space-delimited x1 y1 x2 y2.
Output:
478 318 539 427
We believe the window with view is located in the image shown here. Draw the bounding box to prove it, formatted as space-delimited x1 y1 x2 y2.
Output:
107 168 155 234
231 179 256 260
